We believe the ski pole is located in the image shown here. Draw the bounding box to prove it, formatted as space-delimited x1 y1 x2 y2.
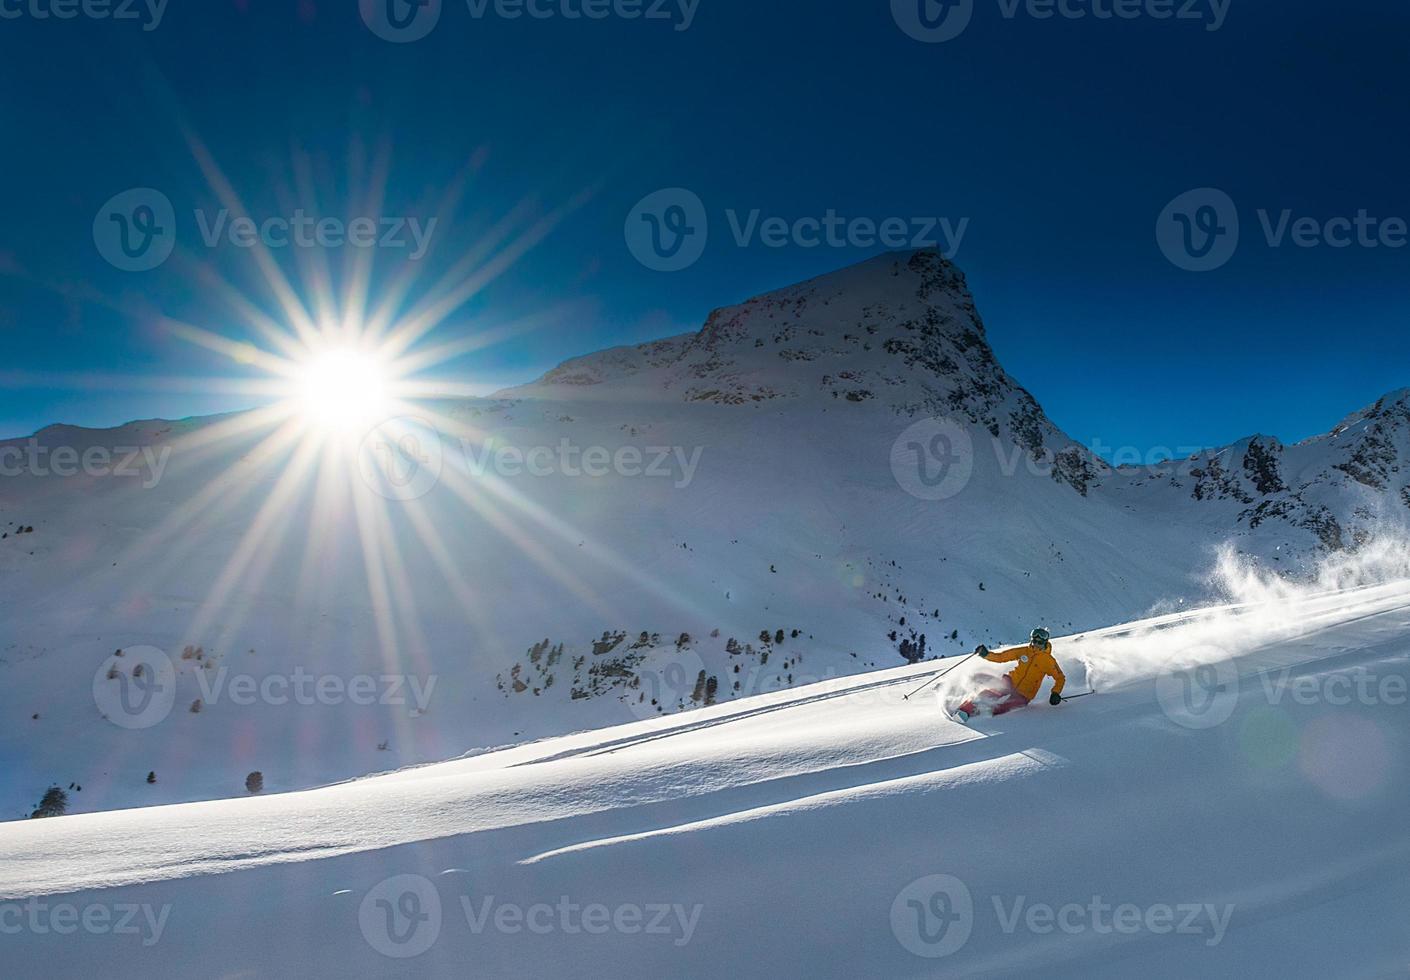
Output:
1059 691 1095 702
902 649 981 701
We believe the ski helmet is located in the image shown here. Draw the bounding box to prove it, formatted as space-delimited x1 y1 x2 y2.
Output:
1031 627 1051 646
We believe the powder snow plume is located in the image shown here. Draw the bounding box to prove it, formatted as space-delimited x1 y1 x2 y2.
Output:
1070 535 1410 694
927 535 1410 711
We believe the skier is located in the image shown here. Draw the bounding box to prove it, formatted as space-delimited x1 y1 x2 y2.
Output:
954 627 1065 723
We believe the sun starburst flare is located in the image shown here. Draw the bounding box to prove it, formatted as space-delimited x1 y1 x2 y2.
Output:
292 346 393 433
61 132 711 767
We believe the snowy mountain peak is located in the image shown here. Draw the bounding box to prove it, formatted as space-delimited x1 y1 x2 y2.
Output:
524 249 988 402
512 249 1104 490
1328 387 1410 439
1106 388 1410 552
686 248 983 353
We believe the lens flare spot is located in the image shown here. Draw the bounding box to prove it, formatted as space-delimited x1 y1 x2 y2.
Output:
1299 715 1390 801
296 348 391 431
1238 706 1298 771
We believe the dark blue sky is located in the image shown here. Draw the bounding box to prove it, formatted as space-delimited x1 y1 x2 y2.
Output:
1 0 1407 457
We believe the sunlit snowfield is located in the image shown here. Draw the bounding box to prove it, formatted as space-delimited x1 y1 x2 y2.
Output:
4 576 1408 978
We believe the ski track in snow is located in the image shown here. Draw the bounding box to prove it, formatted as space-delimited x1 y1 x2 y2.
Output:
2 581 1408 977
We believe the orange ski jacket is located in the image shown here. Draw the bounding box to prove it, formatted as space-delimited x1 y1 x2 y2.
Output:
985 642 1066 701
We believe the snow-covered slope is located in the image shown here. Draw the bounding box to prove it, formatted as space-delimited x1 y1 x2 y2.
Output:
3 581 1408 977
2 250 1408 820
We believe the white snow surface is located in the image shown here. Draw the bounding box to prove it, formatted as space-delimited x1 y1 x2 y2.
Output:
2 579 1408 977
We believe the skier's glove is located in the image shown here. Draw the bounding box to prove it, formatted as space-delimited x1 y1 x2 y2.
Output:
1050 692 1063 706
975 645 990 659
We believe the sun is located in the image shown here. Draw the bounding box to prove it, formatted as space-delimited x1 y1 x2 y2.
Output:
294 347 391 431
